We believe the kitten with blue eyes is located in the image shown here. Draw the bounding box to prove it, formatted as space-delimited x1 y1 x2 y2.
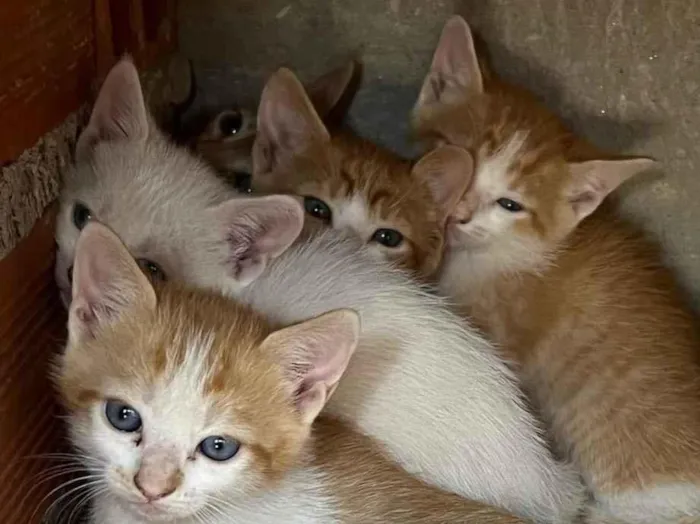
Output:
54 58 585 523
57 221 530 524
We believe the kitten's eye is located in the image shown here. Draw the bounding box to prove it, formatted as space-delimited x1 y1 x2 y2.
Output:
496 198 524 213
72 202 92 230
303 196 332 222
105 400 142 433
199 435 240 462
231 171 252 194
218 111 244 137
137 259 167 283
371 228 404 248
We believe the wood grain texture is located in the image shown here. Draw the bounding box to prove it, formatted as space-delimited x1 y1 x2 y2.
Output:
0 205 67 523
0 0 178 164
0 0 95 164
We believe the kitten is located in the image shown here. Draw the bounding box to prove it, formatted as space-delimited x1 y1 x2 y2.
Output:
256 129 470 277
252 74 476 276
412 16 700 524
57 220 530 524
196 63 454 276
55 58 585 522
194 59 360 193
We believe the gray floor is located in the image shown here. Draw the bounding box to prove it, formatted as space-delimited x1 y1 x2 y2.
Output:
179 0 700 304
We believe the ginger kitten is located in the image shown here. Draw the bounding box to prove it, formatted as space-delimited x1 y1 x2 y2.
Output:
54 58 585 522
250 70 472 277
198 67 467 276
195 59 360 193
413 16 700 524
56 221 529 524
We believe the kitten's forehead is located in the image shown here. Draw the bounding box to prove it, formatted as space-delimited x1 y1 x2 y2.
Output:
474 131 528 194
59 135 235 282
331 193 374 230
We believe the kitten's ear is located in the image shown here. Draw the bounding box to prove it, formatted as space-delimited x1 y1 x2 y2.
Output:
213 195 304 285
415 16 484 114
412 145 474 219
76 57 149 161
306 59 360 122
262 309 360 425
252 68 330 177
69 222 156 345
566 157 657 222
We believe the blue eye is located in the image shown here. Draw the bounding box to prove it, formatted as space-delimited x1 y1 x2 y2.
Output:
199 436 240 462
303 197 332 222
496 198 524 213
105 400 142 433
371 228 404 248
72 202 92 230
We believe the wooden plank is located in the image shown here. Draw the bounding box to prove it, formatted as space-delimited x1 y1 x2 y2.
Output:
0 0 178 164
0 205 67 523
0 0 95 164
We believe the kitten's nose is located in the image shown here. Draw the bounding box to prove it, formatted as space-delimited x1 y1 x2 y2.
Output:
134 473 177 502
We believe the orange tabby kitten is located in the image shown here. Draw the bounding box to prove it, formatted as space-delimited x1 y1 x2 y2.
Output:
56 221 530 524
197 65 468 277
195 59 361 193
412 16 700 524
250 69 472 277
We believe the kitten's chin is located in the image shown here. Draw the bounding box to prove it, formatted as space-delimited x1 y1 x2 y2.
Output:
446 230 489 253
124 499 190 522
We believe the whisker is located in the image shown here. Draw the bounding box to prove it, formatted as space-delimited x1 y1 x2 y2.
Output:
35 475 103 523
46 479 105 524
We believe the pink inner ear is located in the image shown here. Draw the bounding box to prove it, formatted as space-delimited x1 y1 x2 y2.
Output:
256 68 330 171
216 195 304 281
76 58 148 159
430 16 483 95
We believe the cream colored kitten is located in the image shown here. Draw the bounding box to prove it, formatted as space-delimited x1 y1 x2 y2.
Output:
412 16 700 524
54 58 584 522
57 221 530 524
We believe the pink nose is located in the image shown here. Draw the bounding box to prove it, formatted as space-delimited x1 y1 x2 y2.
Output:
134 473 177 502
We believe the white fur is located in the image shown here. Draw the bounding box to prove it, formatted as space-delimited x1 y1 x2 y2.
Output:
57 128 584 522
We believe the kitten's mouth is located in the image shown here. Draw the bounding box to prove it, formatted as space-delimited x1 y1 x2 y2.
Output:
128 500 173 521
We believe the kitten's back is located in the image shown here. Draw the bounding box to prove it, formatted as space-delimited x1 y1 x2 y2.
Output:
233 227 585 523
314 417 530 524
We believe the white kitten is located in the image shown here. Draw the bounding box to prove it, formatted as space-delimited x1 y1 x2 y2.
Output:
55 58 584 523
